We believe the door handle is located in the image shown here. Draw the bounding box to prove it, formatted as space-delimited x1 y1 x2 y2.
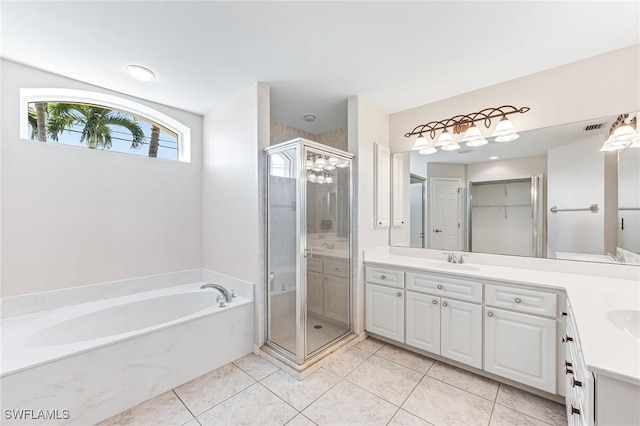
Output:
434 229 443 233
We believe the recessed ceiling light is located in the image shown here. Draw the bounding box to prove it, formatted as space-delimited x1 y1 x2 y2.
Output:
126 65 156 81
489 156 499 160
303 113 317 122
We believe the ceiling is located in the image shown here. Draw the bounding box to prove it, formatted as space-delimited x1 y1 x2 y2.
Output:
1 1 638 134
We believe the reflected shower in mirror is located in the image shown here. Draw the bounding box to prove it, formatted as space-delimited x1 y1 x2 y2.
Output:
389 112 640 265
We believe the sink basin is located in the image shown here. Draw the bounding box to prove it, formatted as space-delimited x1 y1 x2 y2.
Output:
434 263 479 271
607 309 640 338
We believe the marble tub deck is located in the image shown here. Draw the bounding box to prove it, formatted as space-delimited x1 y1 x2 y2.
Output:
100 338 566 426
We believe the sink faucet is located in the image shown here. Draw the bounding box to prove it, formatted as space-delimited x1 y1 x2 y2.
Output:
444 252 467 264
200 283 234 304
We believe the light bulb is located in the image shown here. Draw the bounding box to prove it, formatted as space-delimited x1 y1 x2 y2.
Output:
327 156 340 165
461 124 483 142
314 157 326 167
336 160 349 168
418 147 437 155
324 164 336 171
441 142 461 151
307 172 317 182
316 175 325 184
466 137 488 147
325 176 333 184
492 116 516 137
305 159 313 170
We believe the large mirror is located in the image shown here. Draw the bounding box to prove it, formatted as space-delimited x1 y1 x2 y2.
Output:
389 112 640 265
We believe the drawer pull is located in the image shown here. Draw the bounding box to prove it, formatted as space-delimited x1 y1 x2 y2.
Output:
442 301 448 307
565 361 573 367
571 405 581 415
514 298 522 303
487 312 494 317
432 300 438 305
437 284 443 289
380 274 386 280
562 335 574 343
572 378 583 388
566 367 574 375
562 311 567 317
396 292 402 297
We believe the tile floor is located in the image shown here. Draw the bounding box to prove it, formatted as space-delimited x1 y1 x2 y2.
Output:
99 338 567 426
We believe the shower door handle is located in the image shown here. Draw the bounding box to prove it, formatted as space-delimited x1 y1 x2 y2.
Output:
434 229 443 233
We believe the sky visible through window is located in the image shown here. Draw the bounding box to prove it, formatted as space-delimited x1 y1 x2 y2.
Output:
28 102 178 160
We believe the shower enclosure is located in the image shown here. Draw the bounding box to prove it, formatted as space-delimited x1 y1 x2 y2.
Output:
264 138 354 364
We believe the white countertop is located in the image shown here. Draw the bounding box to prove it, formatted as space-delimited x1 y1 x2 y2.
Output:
364 249 640 386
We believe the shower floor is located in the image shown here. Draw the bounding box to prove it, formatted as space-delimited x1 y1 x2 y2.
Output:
270 311 349 356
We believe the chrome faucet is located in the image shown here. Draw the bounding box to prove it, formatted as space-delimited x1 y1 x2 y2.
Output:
444 252 467 264
200 283 234 305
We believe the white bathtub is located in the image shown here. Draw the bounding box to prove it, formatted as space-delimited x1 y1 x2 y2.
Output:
0 271 254 425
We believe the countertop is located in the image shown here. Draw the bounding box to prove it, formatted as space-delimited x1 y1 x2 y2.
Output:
364 249 640 386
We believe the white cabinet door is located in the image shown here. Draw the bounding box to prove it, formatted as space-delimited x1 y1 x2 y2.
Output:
374 143 391 228
366 283 404 342
485 307 557 393
307 271 324 316
323 275 349 324
406 291 440 354
391 152 405 227
441 299 482 369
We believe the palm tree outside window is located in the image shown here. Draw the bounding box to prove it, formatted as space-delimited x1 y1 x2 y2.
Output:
26 102 178 160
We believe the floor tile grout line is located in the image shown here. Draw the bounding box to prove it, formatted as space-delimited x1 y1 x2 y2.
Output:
255 381 301 420
293 375 345 415
493 400 559 426
384 407 402 426
172 389 199 421
183 379 258 420
486 400 497 426
372 352 435 376
424 371 499 402
393 369 432 424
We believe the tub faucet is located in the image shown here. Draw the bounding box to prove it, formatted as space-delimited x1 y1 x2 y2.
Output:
200 283 233 303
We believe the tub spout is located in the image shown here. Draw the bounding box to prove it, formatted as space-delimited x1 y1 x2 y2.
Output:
200 283 233 303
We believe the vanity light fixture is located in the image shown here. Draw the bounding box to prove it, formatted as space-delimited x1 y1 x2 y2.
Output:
405 105 530 155
600 114 639 151
125 65 156 81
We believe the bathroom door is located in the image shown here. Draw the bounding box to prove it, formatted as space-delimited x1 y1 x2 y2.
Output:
430 178 462 250
304 146 351 358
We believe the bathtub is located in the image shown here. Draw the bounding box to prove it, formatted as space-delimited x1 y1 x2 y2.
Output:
0 271 254 425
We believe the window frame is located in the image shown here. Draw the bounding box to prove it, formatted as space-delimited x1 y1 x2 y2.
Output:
20 88 191 162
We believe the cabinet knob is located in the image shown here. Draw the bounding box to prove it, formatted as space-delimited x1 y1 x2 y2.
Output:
487 312 494 317
566 367 574 375
380 274 386 280
442 301 448 307
562 311 567 317
565 361 573 367
437 284 443 290
571 405 581 416
562 335 574 343
396 292 402 297
514 298 522 304
432 300 438 305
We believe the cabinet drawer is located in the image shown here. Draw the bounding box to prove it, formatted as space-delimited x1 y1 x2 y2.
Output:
324 258 349 278
485 284 557 317
308 258 323 273
366 266 404 288
406 272 482 303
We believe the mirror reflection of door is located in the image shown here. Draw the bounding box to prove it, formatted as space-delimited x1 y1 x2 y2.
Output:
409 174 426 248
430 178 462 250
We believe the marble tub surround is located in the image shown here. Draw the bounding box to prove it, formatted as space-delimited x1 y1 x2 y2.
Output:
365 246 640 385
101 341 566 426
1 272 254 426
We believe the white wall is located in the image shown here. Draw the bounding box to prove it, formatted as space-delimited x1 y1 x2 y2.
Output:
467 155 547 182
390 45 640 153
348 96 389 334
202 83 270 346
547 135 604 256
0 60 203 297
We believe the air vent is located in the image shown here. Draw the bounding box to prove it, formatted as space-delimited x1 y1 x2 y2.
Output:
584 123 605 131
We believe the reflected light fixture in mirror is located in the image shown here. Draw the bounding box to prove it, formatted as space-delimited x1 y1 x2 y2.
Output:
405 105 530 155
600 114 639 151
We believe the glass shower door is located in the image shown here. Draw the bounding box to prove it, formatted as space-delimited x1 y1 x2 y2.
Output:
304 147 351 357
266 146 299 357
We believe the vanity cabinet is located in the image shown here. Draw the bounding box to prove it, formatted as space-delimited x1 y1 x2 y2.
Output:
307 256 349 324
405 272 483 368
366 282 404 342
484 284 557 394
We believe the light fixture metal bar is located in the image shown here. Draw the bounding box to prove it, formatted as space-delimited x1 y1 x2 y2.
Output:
405 105 530 139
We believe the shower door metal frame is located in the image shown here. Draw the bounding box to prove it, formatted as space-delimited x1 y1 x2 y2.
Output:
264 138 355 365
466 174 545 257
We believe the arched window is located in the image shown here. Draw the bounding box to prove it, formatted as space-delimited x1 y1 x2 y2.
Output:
270 152 296 177
20 88 191 162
